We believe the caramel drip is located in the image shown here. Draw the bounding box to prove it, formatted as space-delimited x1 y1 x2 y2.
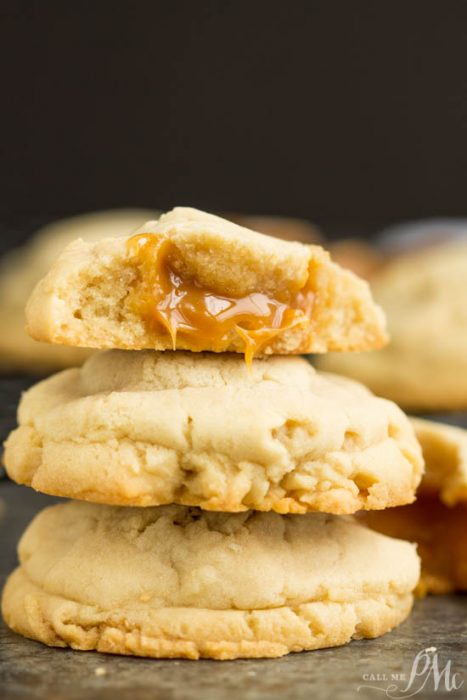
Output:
126 234 314 362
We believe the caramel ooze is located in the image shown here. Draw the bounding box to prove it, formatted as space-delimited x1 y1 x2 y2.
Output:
127 234 315 361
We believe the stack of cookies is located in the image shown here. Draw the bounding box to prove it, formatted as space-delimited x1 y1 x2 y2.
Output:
2 208 423 660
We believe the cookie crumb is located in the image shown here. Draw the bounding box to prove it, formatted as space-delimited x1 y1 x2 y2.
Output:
95 667 106 677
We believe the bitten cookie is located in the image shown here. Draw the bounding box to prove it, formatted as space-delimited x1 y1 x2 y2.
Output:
2 502 420 660
0 209 159 372
4 350 423 513
25 207 387 359
362 418 467 594
318 241 467 410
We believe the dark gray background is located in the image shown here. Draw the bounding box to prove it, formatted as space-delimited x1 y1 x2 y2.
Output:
2 0 467 250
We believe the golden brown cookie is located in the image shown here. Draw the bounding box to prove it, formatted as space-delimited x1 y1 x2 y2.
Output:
25 208 387 360
409 417 467 504
361 418 467 594
362 497 467 595
4 350 423 513
2 502 420 660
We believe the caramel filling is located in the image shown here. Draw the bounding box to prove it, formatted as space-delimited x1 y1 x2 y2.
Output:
126 234 315 362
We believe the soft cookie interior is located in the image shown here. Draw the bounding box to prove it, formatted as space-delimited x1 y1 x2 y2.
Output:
25 208 387 358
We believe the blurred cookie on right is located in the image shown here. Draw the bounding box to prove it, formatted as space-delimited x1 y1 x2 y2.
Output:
320 223 467 411
362 418 467 595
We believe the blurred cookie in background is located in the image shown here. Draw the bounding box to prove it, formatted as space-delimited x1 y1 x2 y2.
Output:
229 214 322 243
362 418 467 594
0 209 160 373
324 218 467 281
328 238 384 279
318 222 467 411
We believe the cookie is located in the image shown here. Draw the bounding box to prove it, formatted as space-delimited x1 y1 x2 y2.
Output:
4 350 423 513
0 209 159 372
362 498 467 595
25 207 387 360
410 418 467 504
362 418 467 593
318 241 467 410
1 501 420 660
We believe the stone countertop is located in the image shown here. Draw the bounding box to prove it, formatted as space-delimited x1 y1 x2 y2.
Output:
0 378 466 700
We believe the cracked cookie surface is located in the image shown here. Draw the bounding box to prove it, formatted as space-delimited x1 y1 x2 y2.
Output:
4 350 423 513
1 501 420 659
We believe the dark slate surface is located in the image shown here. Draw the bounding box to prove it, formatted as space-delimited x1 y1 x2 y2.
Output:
0 377 466 700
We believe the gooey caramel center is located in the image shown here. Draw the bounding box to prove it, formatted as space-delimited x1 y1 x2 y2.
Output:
126 234 314 362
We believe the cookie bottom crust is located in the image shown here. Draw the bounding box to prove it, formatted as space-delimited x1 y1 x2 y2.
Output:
2 568 413 660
